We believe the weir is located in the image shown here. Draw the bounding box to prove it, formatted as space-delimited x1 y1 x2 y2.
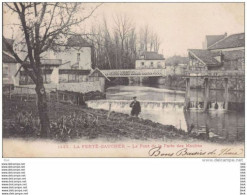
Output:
87 100 231 112
87 100 185 111
87 99 188 131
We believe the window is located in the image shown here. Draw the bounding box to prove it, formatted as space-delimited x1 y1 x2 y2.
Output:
141 62 145 66
77 53 80 62
3 66 8 78
150 62 154 67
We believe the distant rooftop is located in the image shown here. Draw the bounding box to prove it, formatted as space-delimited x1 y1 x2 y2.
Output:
188 49 221 66
67 35 92 48
138 51 165 60
208 33 244 50
188 49 244 68
206 33 227 48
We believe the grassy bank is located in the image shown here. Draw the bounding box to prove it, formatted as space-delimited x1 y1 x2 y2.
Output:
3 98 192 142
3 98 238 144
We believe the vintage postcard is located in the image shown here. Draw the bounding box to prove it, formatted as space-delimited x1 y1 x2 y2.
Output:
2 2 245 157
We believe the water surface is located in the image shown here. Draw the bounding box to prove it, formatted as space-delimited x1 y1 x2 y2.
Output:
87 85 244 142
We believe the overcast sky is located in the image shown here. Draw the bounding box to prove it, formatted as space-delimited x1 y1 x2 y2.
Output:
3 3 244 58
92 3 244 57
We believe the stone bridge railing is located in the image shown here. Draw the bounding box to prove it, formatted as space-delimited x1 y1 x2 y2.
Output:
184 70 244 78
101 68 244 78
101 69 167 77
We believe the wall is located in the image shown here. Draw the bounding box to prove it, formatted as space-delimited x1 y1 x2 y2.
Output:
59 74 88 83
188 56 207 71
55 47 92 70
3 63 20 86
58 82 102 93
13 80 105 94
135 60 165 69
165 66 187 75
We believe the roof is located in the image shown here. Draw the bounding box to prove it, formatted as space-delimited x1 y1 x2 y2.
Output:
3 38 14 52
59 69 91 75
67 35 92 48
206 34 226 48
188 49 221 66
222 50 244 61
3 51 17 63
89 68 110 81
138 51 165 60
3 38 17 63
208 33 244 50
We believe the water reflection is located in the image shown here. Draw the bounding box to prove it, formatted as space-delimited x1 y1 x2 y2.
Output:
90 85 244 142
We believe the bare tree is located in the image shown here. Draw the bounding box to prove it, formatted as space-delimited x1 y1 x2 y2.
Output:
140 24 150 52
153 33 161 53
113 14 133 51
85 16 161 70
3 3 101 137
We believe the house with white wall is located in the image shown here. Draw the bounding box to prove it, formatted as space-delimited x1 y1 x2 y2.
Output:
3 38 20 86
3 35 109 94
135 51 165 69
51 35 93 70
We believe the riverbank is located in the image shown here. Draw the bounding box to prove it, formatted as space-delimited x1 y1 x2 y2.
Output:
3 99 190 142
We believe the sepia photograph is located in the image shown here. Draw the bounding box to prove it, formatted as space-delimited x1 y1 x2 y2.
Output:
2 2 245 157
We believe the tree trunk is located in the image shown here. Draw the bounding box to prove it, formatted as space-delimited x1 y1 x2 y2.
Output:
35 79 50 138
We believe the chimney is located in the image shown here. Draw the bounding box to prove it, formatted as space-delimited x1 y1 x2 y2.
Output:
220 51 224 65
224 32 227 37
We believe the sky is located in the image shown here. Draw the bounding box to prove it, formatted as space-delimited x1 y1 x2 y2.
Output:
3 3 244 58
92 3 244 57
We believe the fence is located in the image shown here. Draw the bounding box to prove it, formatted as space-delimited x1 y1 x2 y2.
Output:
3 85 105 106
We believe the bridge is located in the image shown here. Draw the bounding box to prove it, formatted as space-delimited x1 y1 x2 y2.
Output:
100 68 244 112
101 68 244 78
101 68 166 77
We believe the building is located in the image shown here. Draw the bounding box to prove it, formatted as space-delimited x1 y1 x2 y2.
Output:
19 59 62 85
3 38 21 86
135 51 165 69
3 35 109 94
188 32 244 71
202 33 227 49
50 35 93 70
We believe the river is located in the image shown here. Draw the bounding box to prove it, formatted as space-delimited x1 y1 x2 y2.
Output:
87 85 244 143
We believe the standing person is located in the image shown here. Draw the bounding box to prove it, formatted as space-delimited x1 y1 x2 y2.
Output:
130 96 141 117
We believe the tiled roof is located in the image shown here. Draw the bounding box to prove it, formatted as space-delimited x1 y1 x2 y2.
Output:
188 49 221 66
3 51 17 63
67 35 92 48
138 51 165 60
223 50 244 61
89 68 110 81
59 69 91 75
206 34 226 48
3 38 14 52
208 33 244 50
3 38 17 63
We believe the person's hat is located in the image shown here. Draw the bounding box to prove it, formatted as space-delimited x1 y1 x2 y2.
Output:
133 96 137 99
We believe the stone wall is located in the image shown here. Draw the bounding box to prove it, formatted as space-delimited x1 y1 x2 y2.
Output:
14 80 104 95
157 76 186 89
58 82 101 93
